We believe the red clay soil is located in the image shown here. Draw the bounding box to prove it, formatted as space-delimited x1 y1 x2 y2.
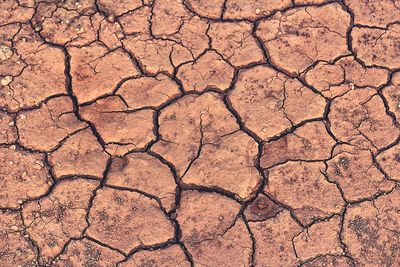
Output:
1 0 400 266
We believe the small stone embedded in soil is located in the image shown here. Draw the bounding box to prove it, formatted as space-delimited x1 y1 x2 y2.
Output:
54 238 124 267
177 51 235 92
326 145 395 202
48 129 109 179
266 161 344 225
260 121 336 168
80 96 156 150
120 245 190 267
22 179 99 263
0 147 52 209
244 194 283 221
182 130 262 200
17 96 87 151
230 66 326 140
86 188 175 254
107 153 177 211
0 112 17 144
0 211 38 267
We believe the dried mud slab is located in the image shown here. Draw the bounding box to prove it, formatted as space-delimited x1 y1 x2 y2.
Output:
302 255 354 267
326 145 395 202
209 22 264 67
185 0 224 19
256 3 350 74
266 161 344 225
177 191 252 266
345 0 400 28
382 72 400 122
48 129 109 179
377 143 400 181
260 122 336 168
343 189 400 266
224 0 292 21
107 153 177 211
293 216 343 261
17 96 86 151
0 112 17 144
22 179 99 263
97 0 142 17
0 147 51 209
117 74 181 109
69 43 139 103
351 25 400 69
0 24 66 111
54 238 124 267
182 131 262 200
329 88 399 150
80 96 156 150
86 188 174 254
152 92 239 175
249 210 301 266
120 245 190 267
230 66 326 140
0 211 38 267
177 51 235 92
0 1 34 25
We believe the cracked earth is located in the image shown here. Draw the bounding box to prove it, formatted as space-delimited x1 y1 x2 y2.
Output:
1 0 400 266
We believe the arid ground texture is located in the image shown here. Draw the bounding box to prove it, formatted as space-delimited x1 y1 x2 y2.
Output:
1 0 400 266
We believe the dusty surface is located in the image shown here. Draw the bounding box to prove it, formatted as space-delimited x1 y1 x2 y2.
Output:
1 0 400 266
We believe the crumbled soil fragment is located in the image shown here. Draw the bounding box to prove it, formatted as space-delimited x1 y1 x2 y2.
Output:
224 0 292 21
69 43 139 103
48 129 109 178
117 74 181 109
0 211 37 267
256 3 350 74
343 190 400 266
351 25 400 69
249 210 302 266
177 191 252 266
230 66 326 140
260 121 336 168
377 143 400 181
17 96 86 151
209 22 264 67
107 153 177 211
80 96 156 150
152 92 238 175
22 179 99 263
120 245 190 267
329 88 399 150
266 161 344 225
177 51 234 92
0 112 17 144
0 147 51 208
86 188 174 254
293 216 343 261
326 144 395 202
54 238 124 267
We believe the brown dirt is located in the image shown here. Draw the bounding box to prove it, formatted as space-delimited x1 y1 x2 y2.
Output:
1 0 400 266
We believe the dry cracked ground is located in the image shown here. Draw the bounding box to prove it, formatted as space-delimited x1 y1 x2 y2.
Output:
1 0 400 266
